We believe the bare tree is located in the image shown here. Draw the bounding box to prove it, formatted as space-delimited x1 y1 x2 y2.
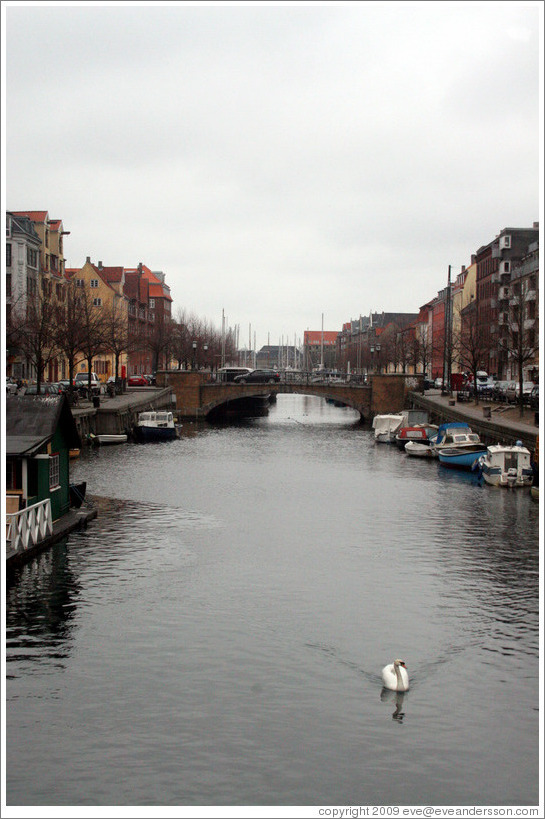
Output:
52 279 87 393
148 311 173 374
12 283 57 393
498 276 538 417
453 302 488 405
103 294 131 385
77 283 109 395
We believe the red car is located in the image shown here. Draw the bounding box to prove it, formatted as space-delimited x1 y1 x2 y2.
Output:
127 375 148 387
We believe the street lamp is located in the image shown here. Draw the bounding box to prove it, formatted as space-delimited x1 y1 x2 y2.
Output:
192 340 197 370
203 343 208 369
370 343 381 373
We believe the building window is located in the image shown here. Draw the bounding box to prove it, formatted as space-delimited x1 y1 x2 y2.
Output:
27 247 38 268
6 243 11 266
90 279 99 288
93 297 102 307
76 278 84 287
149 298 155 308
49 454 60 490
503 261 510 273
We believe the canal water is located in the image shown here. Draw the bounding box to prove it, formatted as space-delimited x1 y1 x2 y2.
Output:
5 396 540 808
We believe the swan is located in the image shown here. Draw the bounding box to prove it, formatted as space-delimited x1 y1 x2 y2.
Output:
381 659 409 691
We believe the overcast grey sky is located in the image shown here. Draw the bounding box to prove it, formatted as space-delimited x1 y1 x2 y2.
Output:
4 1 541 350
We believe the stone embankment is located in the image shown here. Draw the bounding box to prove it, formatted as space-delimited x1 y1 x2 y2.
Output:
411 390 539 452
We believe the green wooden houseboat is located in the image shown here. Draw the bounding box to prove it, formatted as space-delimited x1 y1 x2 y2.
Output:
5 394 82 521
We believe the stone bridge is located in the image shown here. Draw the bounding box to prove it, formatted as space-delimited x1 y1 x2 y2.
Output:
156 370 424 422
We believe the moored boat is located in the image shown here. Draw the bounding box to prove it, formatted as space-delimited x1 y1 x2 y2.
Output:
372 409 429 443
93 433 128 446
395 424 438 450
431 422 487 469
372 413 406 443
477 442 534 487
133 410 179 442
405 435 438 457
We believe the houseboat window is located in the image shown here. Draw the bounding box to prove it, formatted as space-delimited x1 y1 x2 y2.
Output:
49 454 60 490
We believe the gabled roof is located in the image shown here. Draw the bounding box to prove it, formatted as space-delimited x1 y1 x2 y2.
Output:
101 266 124 283
10 210 49 223
5 394 81 456
149 282 173 301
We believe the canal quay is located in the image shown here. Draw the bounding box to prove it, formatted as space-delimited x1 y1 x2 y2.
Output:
5 392 540 809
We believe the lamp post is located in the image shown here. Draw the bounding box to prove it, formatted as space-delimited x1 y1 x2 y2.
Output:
370 343 381 373
192 341 197 370
203 343 208 370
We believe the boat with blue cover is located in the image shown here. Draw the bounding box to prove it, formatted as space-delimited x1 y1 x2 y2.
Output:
431 422 487 469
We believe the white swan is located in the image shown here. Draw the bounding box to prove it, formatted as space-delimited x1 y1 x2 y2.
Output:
381 659 409 691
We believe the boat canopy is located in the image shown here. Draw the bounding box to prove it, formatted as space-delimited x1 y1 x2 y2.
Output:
372 414 405 434
435 422 471 444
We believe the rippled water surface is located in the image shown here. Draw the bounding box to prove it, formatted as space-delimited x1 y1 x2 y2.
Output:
5 396 540 807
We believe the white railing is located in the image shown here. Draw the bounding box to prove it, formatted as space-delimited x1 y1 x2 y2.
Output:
6 499 53 552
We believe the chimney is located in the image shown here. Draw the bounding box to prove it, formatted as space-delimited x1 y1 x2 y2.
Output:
461 265 466 273
98 261 103 270
138 262 143 275
533 221 539 229
86 256 91 263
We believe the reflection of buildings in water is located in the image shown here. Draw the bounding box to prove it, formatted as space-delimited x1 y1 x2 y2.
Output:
380 688 407 723
6 539 81 665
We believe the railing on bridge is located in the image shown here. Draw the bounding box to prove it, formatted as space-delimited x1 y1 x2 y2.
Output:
5 498 53 552
211 370 370 386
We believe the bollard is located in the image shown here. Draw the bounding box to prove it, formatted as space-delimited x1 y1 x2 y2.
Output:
92 395 100 409
483 406 491 419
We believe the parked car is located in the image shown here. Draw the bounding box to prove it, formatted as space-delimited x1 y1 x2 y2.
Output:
434 377 443 389
492 380 510 402
6 377 19 395
127 375 149 387
143 373 156 385
56 380 72 393
24 383 61 395
529 385 539 411
506 381 535 404
233 369 281 384
74 372 102 394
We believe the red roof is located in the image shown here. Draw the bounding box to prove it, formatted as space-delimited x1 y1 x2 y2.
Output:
149 282 172 301
100 267 124 282
304 330 339 345
10 210 49 223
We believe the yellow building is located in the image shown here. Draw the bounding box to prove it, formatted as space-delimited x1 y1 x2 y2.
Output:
65 258 130 382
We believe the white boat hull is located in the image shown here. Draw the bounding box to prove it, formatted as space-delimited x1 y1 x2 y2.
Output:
95 434 128 445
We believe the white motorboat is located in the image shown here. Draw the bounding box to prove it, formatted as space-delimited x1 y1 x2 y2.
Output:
134 410 179 442
405 435 437 457
477 443 534 487
92 433 128 446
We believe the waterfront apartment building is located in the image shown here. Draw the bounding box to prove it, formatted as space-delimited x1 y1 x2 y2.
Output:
475 224 539 378
6 210 69 382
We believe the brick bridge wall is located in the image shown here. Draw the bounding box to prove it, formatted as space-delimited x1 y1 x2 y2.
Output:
157 370 424 421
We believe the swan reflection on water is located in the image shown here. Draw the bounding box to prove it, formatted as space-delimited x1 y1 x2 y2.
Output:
380 688 408 723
